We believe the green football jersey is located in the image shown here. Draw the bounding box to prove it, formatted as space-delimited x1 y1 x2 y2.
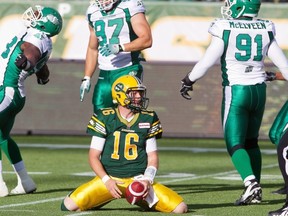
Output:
87 107 162 178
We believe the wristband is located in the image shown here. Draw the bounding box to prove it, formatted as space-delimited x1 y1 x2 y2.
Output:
119 44 125 52
24 61 31 71
82 76 90 82
143 166 157 184
101 175 110 184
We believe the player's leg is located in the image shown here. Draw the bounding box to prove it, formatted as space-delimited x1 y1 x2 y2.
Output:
62 176 114 211
268 131 288 216
0 89 36 194
222 85 261 205
245 83 266 183
268 105 288 216
0 138 8 197
92 70 115 112
268 101 288 195
144 182 187 213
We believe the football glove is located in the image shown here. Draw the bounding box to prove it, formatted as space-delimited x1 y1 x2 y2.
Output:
37 78 49 85
15 53 31 70
180 75 195 100
99 44 124 57
80 76 91 102
265 71 276 82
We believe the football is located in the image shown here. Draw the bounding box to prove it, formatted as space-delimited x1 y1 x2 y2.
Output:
125 181 145 205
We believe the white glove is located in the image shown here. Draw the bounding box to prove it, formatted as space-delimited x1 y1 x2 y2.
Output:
80 76 91 102
99 44 124 56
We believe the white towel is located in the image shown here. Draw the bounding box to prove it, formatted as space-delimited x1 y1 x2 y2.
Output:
133 175 159 208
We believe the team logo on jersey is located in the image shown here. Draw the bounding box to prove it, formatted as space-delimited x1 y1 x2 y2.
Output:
129 71 137 76
139 122 150 128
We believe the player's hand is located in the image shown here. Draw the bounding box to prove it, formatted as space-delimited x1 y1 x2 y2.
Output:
99 44 123 56
37 78 49 85
15 53 30 70
105 178 124 199
265 71 276 82
80 76 91 102
180 75 195 100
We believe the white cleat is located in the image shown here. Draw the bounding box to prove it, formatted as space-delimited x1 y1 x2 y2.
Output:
0 182 9 197
10 177 36 195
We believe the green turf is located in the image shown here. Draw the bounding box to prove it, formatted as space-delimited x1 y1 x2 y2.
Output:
0 136 284 215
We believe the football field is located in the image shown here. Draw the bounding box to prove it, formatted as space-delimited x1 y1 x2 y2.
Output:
0 136 284 216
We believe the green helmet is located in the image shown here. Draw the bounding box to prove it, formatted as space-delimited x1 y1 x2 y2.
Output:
22 5 63 37
94 0 119 11
221 0 261 19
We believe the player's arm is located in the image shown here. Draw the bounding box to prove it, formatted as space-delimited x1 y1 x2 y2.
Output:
84 24 99 78
138 137 158 196
15 42 41 71
80 24 99 101
267 39 288 81
180 36 223 100
122 12 152 52
89 136 123 199
36 64 50 85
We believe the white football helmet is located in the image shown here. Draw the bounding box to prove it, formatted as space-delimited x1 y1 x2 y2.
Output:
94 0 119 11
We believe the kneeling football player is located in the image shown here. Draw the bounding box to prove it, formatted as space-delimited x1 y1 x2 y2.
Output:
61 75 188 213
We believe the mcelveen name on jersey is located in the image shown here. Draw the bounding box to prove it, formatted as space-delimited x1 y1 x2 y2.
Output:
208 18 275 86
86 0 146 71
86 107 162 177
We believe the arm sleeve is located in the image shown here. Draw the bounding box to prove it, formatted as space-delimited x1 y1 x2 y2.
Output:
90 136 106 151
146 137 157 153
188 35 224 82
267 39 288 81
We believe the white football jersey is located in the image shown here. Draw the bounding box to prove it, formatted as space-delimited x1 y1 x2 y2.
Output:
86 0 145 70
0 28 52 96
209 18 276 86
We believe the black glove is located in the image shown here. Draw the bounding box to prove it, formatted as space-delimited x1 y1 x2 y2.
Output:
37 78 49 85
265 71 276 82
180 75 195 100
15 53 30 70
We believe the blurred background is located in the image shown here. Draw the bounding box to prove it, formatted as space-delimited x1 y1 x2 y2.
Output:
1 0 288 138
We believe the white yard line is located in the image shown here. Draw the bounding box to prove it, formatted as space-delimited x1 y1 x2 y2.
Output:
0 197 64 208
18 143 277 155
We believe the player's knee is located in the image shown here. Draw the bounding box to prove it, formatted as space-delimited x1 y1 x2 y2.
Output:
245 138 259 149
61 196 79 211
172 202 188 214
228 144 245 156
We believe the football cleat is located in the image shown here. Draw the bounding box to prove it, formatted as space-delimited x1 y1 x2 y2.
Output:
0 182 9 197
268 203 288 216
10 177 36 195
235 181 262 205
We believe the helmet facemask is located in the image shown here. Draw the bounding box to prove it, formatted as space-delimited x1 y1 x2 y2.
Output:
95 0 118 11
22 5 43 28
125 88 149 112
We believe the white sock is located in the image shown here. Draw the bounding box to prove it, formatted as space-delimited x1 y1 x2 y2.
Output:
0 160 4 183
244 175 256 187
12 161 29 183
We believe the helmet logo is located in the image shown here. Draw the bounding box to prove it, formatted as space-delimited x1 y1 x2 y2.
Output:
43 14 60 25
129 71 137 76
114 83 124 92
